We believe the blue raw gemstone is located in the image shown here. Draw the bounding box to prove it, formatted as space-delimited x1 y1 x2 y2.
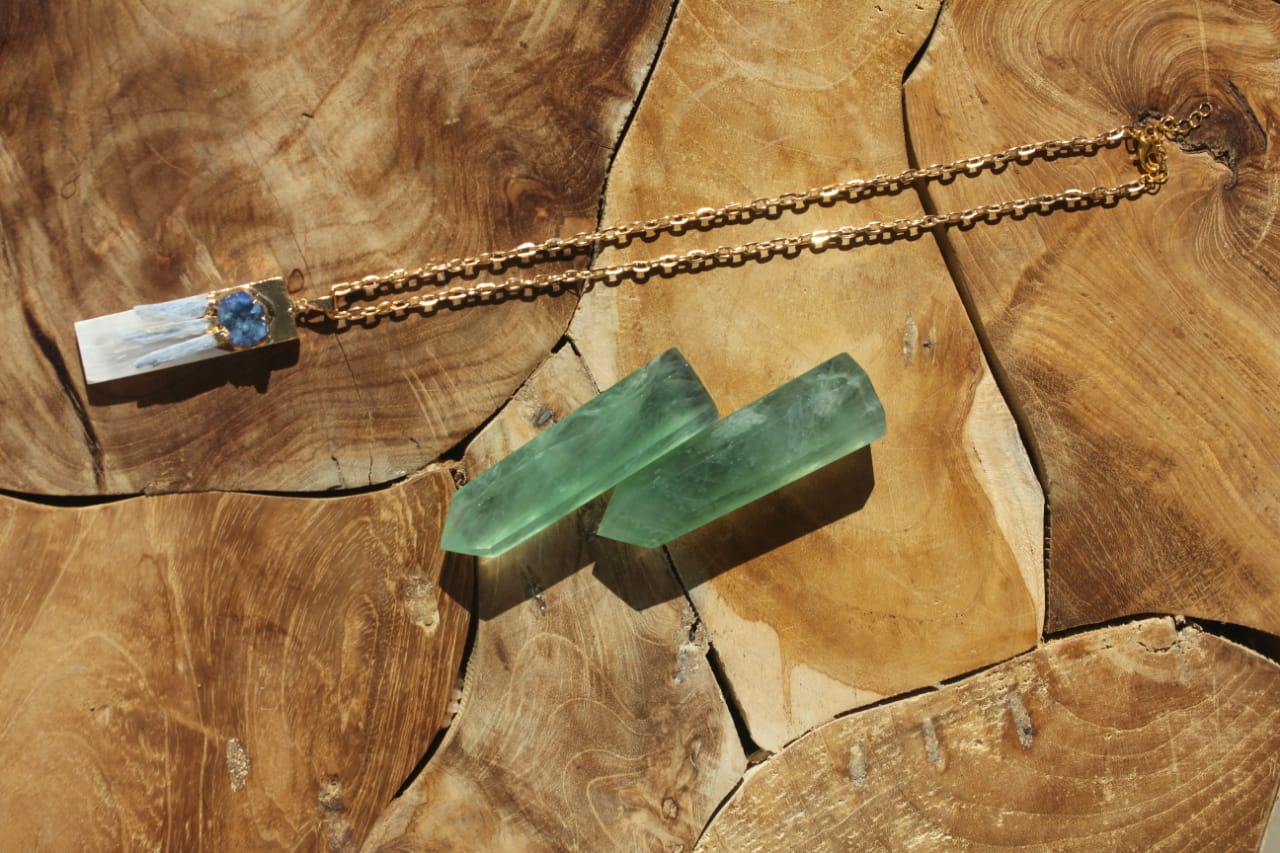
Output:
217 290 270 348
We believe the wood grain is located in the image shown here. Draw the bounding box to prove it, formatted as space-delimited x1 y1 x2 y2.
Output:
0 470 469 850
697 618 1280 852
0 0 671 495
903 0 1280 633
362 349 746 853
570 0 1044 751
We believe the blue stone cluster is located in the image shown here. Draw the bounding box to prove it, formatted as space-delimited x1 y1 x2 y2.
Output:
216 291 270 348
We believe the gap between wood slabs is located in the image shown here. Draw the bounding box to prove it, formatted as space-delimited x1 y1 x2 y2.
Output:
690 612 1280 850
895 0 1060 662
401 0 975 798
391 551 481 801
905 0 1280 695
16 0 1279 843
693 615 1280 851
589 0 683 233
896 5 1280 671
899 0 1050 506
0 461 464 506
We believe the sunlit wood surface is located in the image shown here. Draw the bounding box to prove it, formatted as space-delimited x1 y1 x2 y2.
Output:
1 0 1277 849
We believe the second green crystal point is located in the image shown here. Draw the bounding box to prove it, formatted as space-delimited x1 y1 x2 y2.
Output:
596 353 886 548
440 348 718 556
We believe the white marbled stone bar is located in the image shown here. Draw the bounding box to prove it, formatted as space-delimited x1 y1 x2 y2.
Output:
74 279 297 385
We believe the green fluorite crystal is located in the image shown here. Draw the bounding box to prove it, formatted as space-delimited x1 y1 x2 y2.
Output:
596 353 885 548
441 349 718 556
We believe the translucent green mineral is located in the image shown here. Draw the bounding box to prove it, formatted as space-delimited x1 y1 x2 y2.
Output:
596 353 885 548
441 349 718 556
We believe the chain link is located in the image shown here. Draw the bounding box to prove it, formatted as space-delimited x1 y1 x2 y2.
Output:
1153 100 1214 140
291 104 1212 324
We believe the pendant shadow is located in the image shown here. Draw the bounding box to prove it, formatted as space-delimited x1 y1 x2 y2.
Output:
84 340 300 407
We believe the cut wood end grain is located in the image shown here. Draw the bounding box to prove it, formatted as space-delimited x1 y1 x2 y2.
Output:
572 0 1043 753
903 0 1280 637
0 471 469 851
695 619 1280 852
0 0 674 494
361 348 746 852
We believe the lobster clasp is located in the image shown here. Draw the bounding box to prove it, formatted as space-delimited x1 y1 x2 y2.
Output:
1131 125 1169 187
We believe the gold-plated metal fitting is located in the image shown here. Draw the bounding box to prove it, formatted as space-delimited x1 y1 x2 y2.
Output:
1131 101 1215 189
219 278 297 349
1131 126 1169 187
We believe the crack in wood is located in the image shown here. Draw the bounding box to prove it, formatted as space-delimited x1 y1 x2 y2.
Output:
1227 77 1268 152
21 302 105 490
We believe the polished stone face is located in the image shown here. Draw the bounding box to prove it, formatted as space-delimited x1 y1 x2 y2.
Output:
597 353 886 548
217 291 270 348
440 349 719 557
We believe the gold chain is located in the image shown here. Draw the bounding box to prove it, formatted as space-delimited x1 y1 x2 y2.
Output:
291 104 1212 324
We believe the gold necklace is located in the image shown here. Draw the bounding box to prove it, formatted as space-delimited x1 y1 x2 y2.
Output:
74 103 1213 385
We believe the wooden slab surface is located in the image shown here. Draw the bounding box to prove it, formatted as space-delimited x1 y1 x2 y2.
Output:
571 0 1044 752
5 1 1279 849
697 618 1280 852
903 0 1280 634
0 0 671 495
0 470 469 850
362 350 746 852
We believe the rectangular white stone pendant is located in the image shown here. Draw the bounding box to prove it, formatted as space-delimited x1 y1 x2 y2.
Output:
75 278 297 385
